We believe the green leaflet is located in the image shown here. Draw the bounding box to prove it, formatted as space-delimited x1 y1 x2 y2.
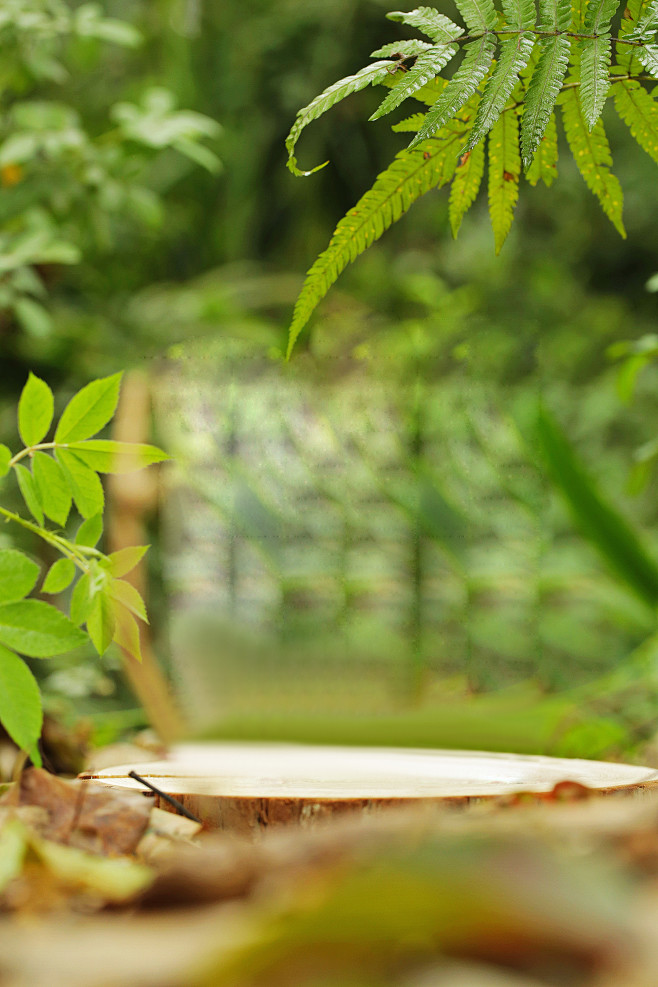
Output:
370 43 459 120
617 0 655 70
465 34 535 149
18 373 53 448
538 0 572 30
66 440 170 473
449 141 486 235
392 113 428 132
32 451 72 527
0 644 42 760
628 0 658 36
560 86 626 235
56 448 105 518
583 0 620 32
579 36 611 130
87 591 116 655
488 110 521 252
108 578 148 623
70 572 94 626
371 40 433 58
0 599 87 657
635 43 658 77
501 0 537 28
104 545 149 577
0 445 10 478
285 61 398 177
54 372 122 443
14 463 44 526
410 35 498 148
42 558 76 595
454 0 498 32
287 127 465 355
76 513 104 547
386 8 463 42
0 550 40 603
613 78 658 164
525 110 558 185
520 35 570 168
113 607 142 663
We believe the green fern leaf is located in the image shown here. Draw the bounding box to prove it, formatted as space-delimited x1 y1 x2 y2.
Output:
635 43 658 77
501 0 537 28
370 44 459 120
626 0 658 35
560 86 626 235
583 0 620 32
371 40 433 58
520 35 570 167
386 8 463 42
617 0 655 70
525 110 558 184
449 140 486 234
410 35 498 148
613 77 658 164
465 34 535 149
285 61 398 176
488 110 521 252
287 128 465 355
538 0 572 30
454 0 498 30
392 112 430 131
579 35 611 129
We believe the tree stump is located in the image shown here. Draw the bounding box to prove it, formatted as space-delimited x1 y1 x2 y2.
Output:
80 742 658 835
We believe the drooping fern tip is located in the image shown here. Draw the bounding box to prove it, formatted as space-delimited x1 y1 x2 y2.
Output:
285 0 658 356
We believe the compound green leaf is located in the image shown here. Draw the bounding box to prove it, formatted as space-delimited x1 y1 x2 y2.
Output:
613 78 658 164
86 590 116 656
579 35 611 129
42 558 76 595
287 125 465 355
371 40 433 58
370 43 459 120
465 34 535 149
386 8 463 41
454 0 498 32
32 451 72 527
0 644 42 758
104 545 149 578
449 140 486 235
18 373 54 448
583 0 620 32
14 463 44 526
75 513 104 548
0 600 87 657
56 449 104 518
107 579 148 623
488 110 521 252
410 34 498 148
501 0 537 28
0 550 39 603
635 43 658 77
538 0 572 30
525 110 558 184
0 445 10 478
617 0 655 70
561 86 625 235
520 35 570 167
54 373 122 443
66 440 170 474
285 61 399 176
391 112 428 132
70 572 93 626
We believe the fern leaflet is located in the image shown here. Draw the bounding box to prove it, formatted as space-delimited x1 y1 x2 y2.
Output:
520 35 570 167
455 0 499 30
627 0 658 36
465 34 535 149
287 128 465 355
450 141 486 234
501 0 537 28
370 43 459 120
560 86 625 235
538 0 572 30
285 61 398 176
371 40 433 58
525 110 558 184
386 8 463 42
579 35 611 129
613 78 658 164
583 0 620 32
488 110 521 252
635 43 658 76
617 0 655 70
410 35 498 148
392 112 428 132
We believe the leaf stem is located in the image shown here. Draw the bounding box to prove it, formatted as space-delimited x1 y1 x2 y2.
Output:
9 441 68 467
0 504 95 572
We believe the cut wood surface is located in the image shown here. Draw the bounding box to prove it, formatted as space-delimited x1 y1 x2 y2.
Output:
80 743 658 834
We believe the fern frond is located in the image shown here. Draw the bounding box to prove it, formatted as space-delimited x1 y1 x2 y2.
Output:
450 141 486 234
410 35 498 148
386 8 463 42
538 0 572 30
465 34 535 149
613 77 658 164
370 43 459 120
378 73 449 107
525 110 558 184
520 35 570 167
583 0 620 32
617 0 655 70
392 112 428 132
626 0 658 36
579 35 611 129
635 43 658 77
287 128 465 355
560 86 626 235
501 0 537 28
454 0 499 31
285 61 398 176
488 110 521 252
370 40 433 58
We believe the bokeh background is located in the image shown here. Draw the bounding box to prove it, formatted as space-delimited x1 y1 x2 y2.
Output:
2 0 658 760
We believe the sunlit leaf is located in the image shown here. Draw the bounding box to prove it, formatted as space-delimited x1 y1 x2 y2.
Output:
54 373 122 443
0 644 42 756
0 600 87 657
0 549 40 603
18 373 54 447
